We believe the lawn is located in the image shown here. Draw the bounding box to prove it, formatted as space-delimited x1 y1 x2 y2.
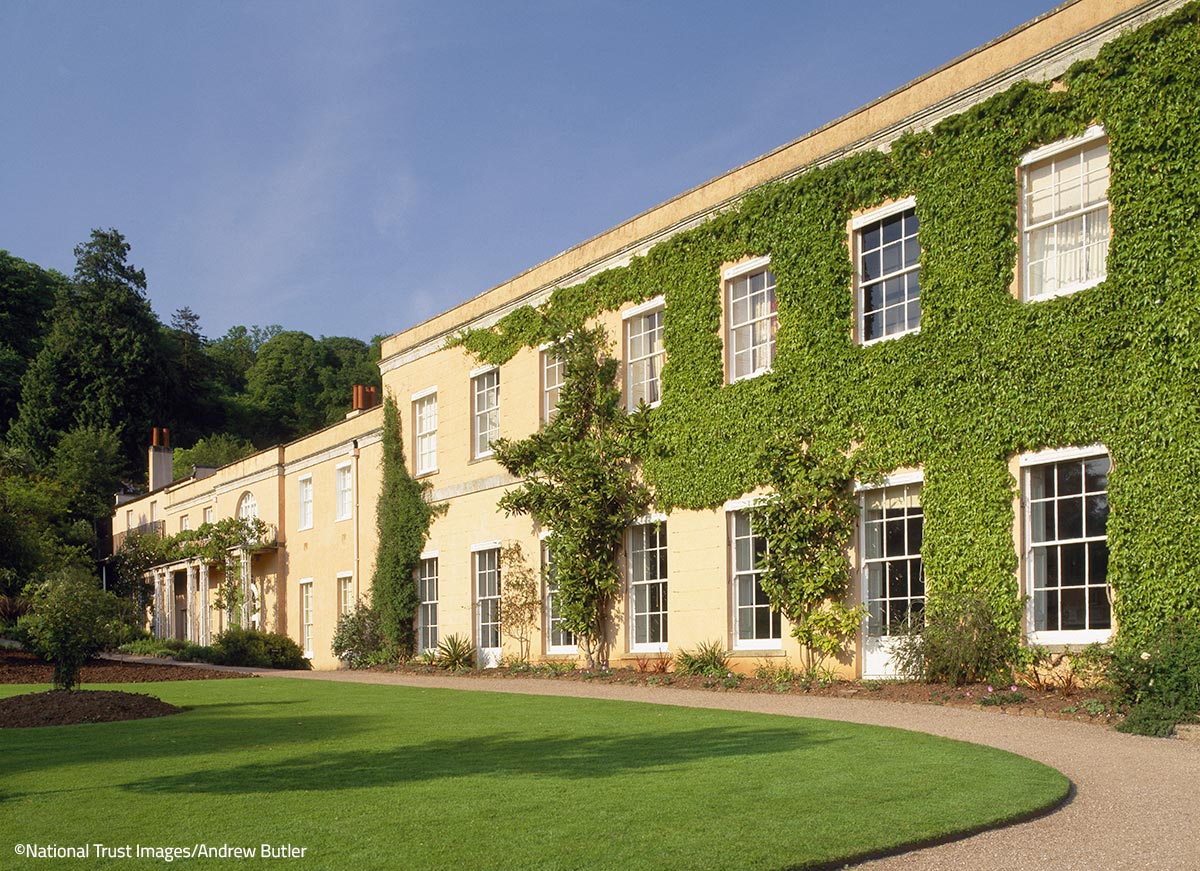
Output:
2 678 1067 870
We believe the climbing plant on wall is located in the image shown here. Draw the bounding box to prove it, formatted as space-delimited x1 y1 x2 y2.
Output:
453 3 1200 649
490 326 651 668
371 394 442 655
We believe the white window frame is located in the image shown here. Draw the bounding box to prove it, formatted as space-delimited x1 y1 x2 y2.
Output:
337 571 354 617
623 295 666 410
180 515 190 532
236 492 257 520
858 471 926 639
299 579 314 659
729 510 781 651
724 256 776 383
1020 126 1110 302
412 388 438 476
629 519 669 653
126 509 133 530
474 545 502 653
297 474 313 531
542 539 577 655
541 349 564 424
853 196 921 345
335 462 352 522
417 553 439 653
471 366 500 460
203 506 213 525
1020 444 1113 645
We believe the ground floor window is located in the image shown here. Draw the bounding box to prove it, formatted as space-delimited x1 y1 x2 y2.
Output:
730 511 780 648
338 574 353 617
475 548 501 651
630 522 668 651
861 482 924 637
542 542 576 653
1023 447 1111 642
300 580 313 658
418 557 438 653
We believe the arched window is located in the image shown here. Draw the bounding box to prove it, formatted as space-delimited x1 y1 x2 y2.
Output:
237 492 258 520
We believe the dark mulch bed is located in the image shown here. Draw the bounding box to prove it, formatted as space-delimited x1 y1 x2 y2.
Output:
377 662 1122 727
0 649 251 685
0 689 183 728
0 648 252 728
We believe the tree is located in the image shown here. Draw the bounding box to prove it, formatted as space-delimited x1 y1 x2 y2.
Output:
172 432 256 480
0 443 89 598
371 395 441 655
0 252 67 430
22 567 125 690
49 426 127 559
316 335 380 426
491 326 650 668
9 229 168 471
240 330 328 443
748 433 865 670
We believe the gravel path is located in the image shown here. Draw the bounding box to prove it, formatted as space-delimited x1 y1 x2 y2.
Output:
253 667 1199 870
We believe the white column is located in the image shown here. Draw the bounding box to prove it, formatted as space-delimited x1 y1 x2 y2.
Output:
153 570 165 639
240 548 251 628
186 563 197 643
199 563 211 645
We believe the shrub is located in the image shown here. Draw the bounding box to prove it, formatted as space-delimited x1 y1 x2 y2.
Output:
889 595 1018 687
1109 619 1200 737
214 627 311 670
331 602 386 669
20 568 124 690
675 640 730 677
435 634 474 672
118 638 180 657
173 642 225 665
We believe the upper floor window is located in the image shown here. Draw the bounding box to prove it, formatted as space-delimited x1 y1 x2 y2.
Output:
180 515 190 532
236 492 257 521
542 350 564 424
1021 446 1111 643
413 389 438 476
725 257 776 382
1021 127 1110 301
298 475 313 530
126 509 133 530
203 506 213 525
335 463 352 521
624 296 665 410
854 197 920 344
472 367 500 459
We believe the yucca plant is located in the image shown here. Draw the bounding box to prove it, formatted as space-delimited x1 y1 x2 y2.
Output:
675 639 730 677
436 634 475 672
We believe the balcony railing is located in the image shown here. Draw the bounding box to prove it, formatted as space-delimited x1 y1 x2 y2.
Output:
112 521 165 554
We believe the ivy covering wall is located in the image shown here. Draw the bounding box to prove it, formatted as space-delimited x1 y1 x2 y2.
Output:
454 5 1200 646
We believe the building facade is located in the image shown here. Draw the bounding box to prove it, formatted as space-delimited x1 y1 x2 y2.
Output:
114 0 1200 674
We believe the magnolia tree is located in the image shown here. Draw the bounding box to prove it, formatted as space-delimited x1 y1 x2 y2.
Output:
491 326 650 669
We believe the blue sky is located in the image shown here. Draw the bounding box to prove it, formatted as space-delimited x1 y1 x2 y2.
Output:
2 1 1056 343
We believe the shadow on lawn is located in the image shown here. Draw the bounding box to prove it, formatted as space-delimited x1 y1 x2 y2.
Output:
3 707 377 790
124 724 839 795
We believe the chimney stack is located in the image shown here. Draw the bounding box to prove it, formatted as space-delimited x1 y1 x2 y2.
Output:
148 427 173 491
